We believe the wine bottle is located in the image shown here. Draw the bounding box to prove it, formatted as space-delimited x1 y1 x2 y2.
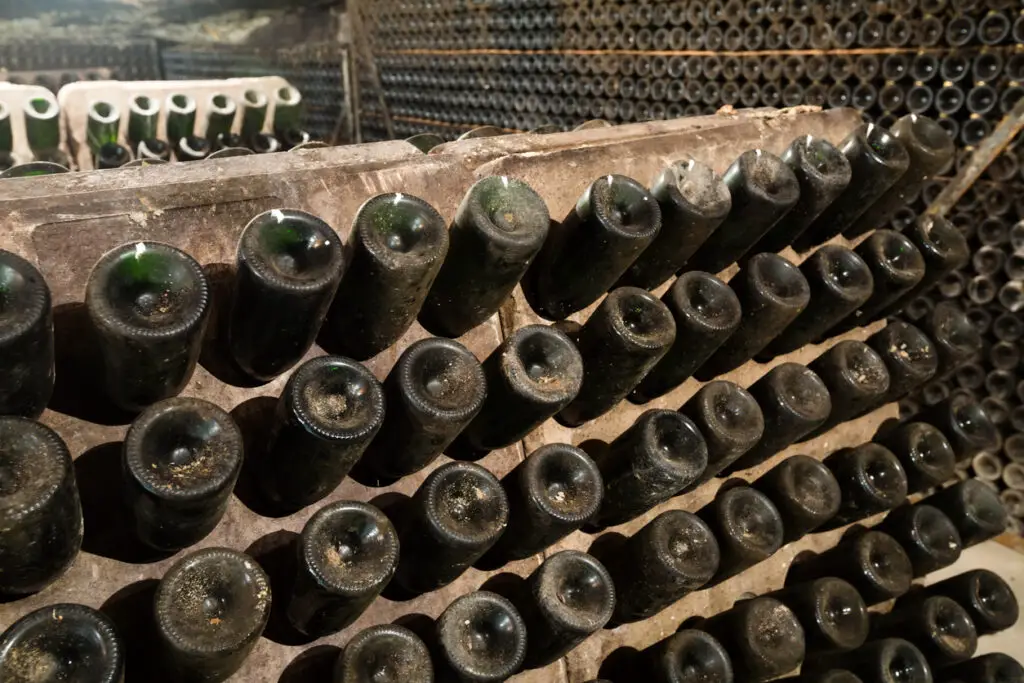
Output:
526 174 661 320
876 422 956 494
0 418 81 595
136 138 171 163
752 135 852 254
793 123 910 251
127 94 160 149
240 90 268 142
682 381 765 486
866 322 938 406
86 100 120 153
804 639 931 683
764 245 874 355
155 547 271 682
870 596 977 666
940 654 1024 683
521 550 615 667
165 94 196 148
684 149 801 273
420 176 550 337
256 356 385 511
592 409 708 526
559 287 676 426
727 364 832 473
0 101 11 154
833 230 925 331
768 577 869 655
803 342 891 439
461 324 583 451
361 337 486 478
0 603 123 682
787 530 913 604
618 157 732 290
436 591 527 682
751 454 841 541
23 95 61 160
698 486 784 584
95 142 132 169
631 271 741 402
606 509 720 623
228 209 345 381
287 501 399 637
876 504 962 576
845 114 955 238
919 479 1008 547
175 135 211 162
334 624 434 683
327 193 448 359
646 630 733 683
921 301 981 379
918 395 1000 462
123 397 242 550
272 86 303 137
484 444 602 563
0 249 54 418
214 132 247 152
393 462 508 593
696 253 810 378
85 241 211 411
823 443 907 527
700 597 806 682
913 569 1019 636
204 94 236 141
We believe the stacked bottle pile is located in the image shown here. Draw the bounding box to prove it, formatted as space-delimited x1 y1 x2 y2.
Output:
355 0 1022 149
0 125 1017 682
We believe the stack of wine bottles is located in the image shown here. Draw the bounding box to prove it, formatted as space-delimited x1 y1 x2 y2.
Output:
0 120 1016 682
0 89 68 173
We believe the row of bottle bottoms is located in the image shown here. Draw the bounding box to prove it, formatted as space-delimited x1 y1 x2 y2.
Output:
0 458 1016 682
0 85 310 172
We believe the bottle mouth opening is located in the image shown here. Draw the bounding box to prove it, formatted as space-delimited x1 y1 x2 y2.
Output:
430 466 507 541
276 86 301 105
26 96 57 118
89 100 119 124
131 95 159 116
168 94 196 114
208 94 236 115
677 273 741 330
246 210 339 283
243 89 268 108
306 505 396 589
359 193 446 257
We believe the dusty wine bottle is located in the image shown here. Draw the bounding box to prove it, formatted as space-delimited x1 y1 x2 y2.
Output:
727 364 832 473
804 639 931 683
871 596 978 666
592 409 708 526
920 479 1008 547
228 209 345 381
918 395 1000 462
0 418 81 595
845 114 955 238
764 245 874 355
420 176 551 337
698 485 784 584
95 142 132 169
696 253 810 378
526 174 661 320
681 381 765 485
921 301 981 379
0 249 54 418
165 93 196 146
176 135 211 162
877 422 956 494
437 591 527 682
752 135 853 254
787 530 913 604
751 454 841 541
866 322 938 406
393 462 508 593
823 444 908 527
803 342 891 439
793 123 910 251
86 241 211 411
646 630 734 683
876 504 962 576
360 337 486 478
558 287 676 426
136 138 171 162
631 271 742 402
768 577 869 655
520 550 616 667
333 624 435 683
618 157 732 290
123 397 242 550
940 654 1024 683
835 230 926 332
0 603 123 683
484 444 602 564
286 501 399 637
214 132 247 152
257 356 385 511
251 132 282 154
461 324 583 451
327 193 448 359
700 597 806 681
605 509 720 623
685 149 801 273
915 569 1019 636
155 547 270 682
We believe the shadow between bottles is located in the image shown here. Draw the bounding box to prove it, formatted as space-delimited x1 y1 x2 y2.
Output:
100 579 165 682
278 644 342 683
76 441 175 564
245 529 313 646
198 262 269 389
49 302 135 426
230 395 294 519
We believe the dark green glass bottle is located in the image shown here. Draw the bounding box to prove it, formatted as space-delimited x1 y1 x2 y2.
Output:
0 249 54 418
